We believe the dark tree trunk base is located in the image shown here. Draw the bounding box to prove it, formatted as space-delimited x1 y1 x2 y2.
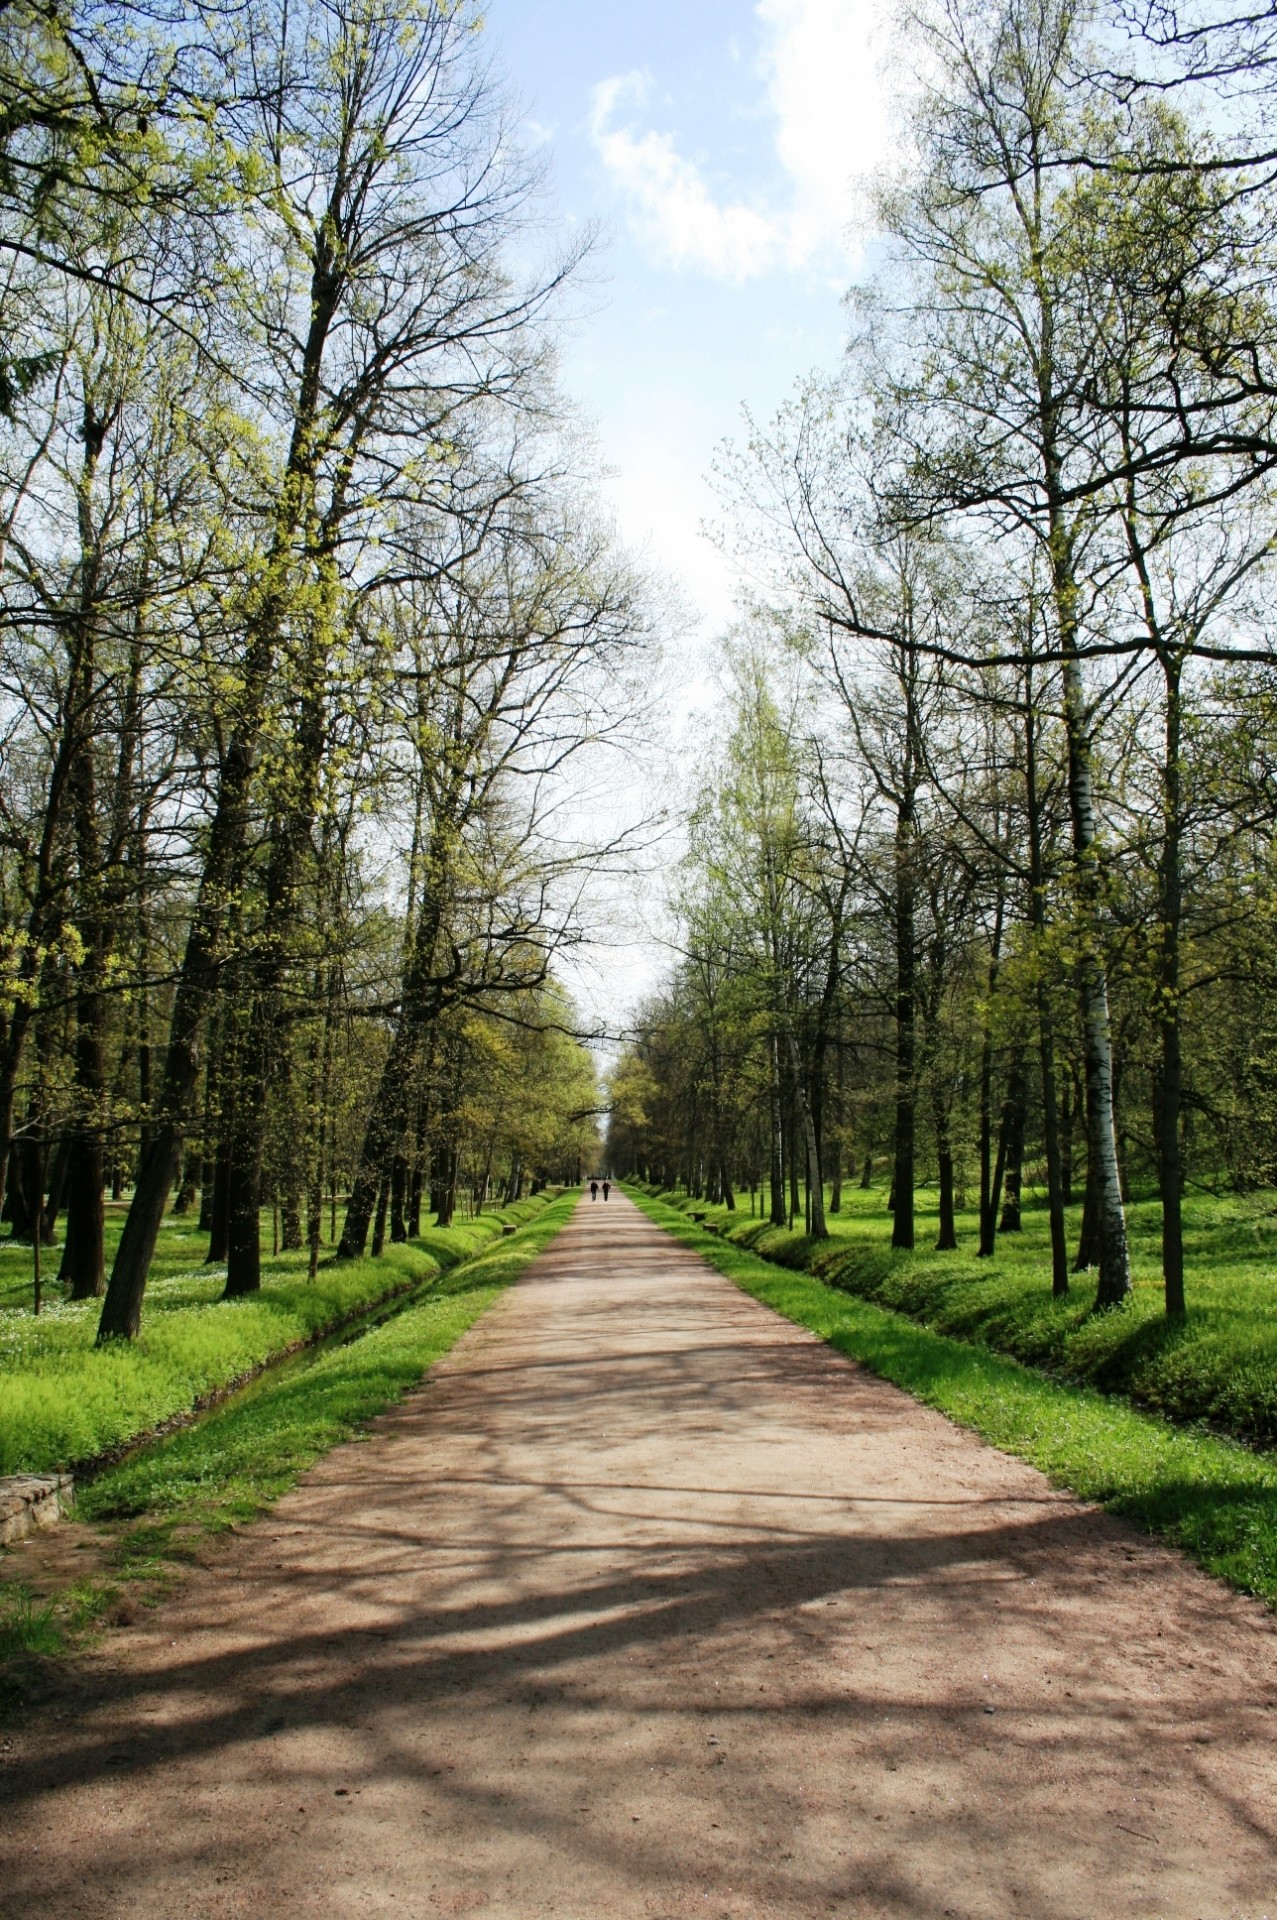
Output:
207 1145 230 1263
935 1148 957 1251
60 1138 105 1299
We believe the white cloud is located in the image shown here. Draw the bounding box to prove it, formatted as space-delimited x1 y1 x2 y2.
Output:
760 0 893 254
589 0 893 282
591 412 736 627
589 75 781 281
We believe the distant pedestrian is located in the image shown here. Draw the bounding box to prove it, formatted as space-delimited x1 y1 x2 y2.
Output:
590 1179 599 1201
602 1180 611 1201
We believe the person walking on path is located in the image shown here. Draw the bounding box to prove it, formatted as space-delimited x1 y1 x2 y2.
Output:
602 1179 611 1201
590 1179 598 1201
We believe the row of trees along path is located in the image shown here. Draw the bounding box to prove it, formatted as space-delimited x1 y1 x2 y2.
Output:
611 0 1277 1326
0 0 647 1332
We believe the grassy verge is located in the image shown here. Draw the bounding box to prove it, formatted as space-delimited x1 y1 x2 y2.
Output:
636 1180 1277 1451
0 1189 577 1710
628 1187 1277 1609
0 1199 552 1476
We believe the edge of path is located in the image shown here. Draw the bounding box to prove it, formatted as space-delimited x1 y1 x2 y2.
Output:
0 1189 580 1716
627 1185 1277 1612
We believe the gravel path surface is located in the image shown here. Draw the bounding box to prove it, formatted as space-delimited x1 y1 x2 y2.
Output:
2 1189 1277 1919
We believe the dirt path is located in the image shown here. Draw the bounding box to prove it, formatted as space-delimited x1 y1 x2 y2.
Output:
3 1191 1277 1920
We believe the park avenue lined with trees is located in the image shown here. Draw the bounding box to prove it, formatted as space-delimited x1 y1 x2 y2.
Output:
9 1 1277 1916
610 0 1277 1326
0 0 642 1334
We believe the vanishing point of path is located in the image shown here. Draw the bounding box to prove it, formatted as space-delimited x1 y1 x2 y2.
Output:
3 1193 1277 1920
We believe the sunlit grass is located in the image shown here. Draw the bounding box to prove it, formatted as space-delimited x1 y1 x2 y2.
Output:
0 1585 62 1661
0 1196 553 1475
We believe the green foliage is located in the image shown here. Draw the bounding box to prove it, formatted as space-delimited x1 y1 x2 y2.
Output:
0 1199 550 1476
630 1188 1277 1606
0 1586 62 1661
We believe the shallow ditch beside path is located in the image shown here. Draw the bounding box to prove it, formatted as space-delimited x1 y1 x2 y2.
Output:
0 1190 579 1710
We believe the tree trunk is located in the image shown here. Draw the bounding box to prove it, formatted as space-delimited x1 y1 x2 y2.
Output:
829 1043 843 1213
43 1137 69 1232
307 1173 322 1281
980 1057 1022 1258
935 1118 957 1251
54 422 112 1293
1055 606 1130 1303
1037 1028 1069 1295
223 1124 261 1297
339 892 460 1259
784 1028 827 1239
221 988 267 1297
97 731 262 1337
769 1033 786 1226
223 981 269 1298
338 1021 418 1257
1022 668 1071 1293
196 1005 223 1238
891 799 916 1251
136 1027 152 1165
435 1146 457 1229
173 1150 200 1216
1155 661 1186 1318
96 284 339 1340
1074 1154 1102 1270
787 1102 800 1228
281 1192 303 1252
30 1139 45 1316
60 1137 105 1298
390 1152 408 1243
977 901 1004 1260
407 1152 423 1237
207 1141 231 1264
371 1172 391 1255
198 1158 215 1234
4 1138 33 1238
0 401 108 1225
998 1064 1026 1233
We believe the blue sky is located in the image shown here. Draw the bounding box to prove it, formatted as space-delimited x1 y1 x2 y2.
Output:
487 0 897 630
482 1 899 1027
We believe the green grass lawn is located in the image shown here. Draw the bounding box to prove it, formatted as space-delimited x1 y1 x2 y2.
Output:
0 1194 556 1476
643 1178 1277 1450
628 1187 1277 1608
0 1189 578 1708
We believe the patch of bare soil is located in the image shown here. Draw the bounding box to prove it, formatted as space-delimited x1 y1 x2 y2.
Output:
2 1513 120 1602
1 1191 1275 1919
